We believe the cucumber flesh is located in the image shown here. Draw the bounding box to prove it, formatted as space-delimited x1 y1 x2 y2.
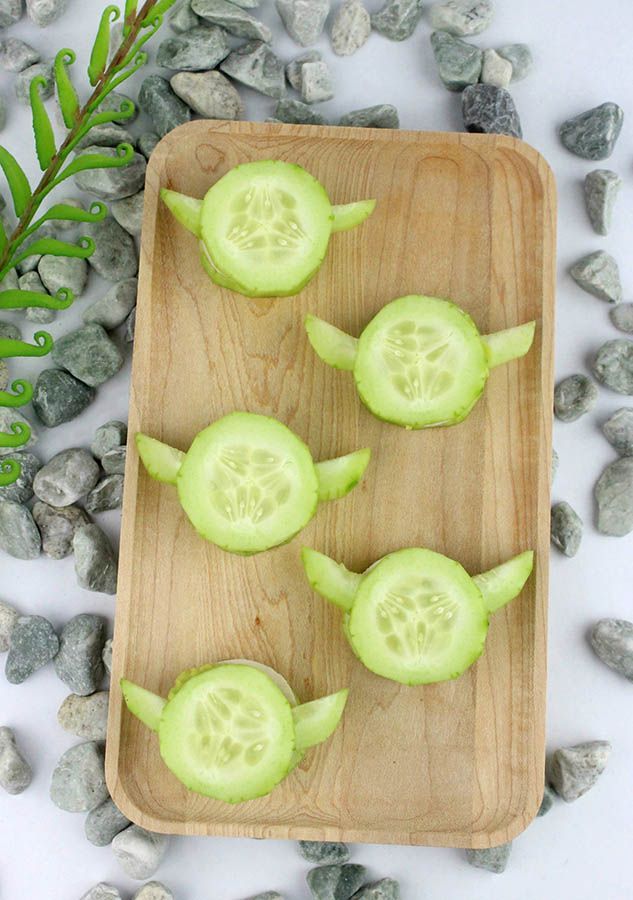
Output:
136 433 185 485
315 448 371 501
121 679 166 732
292 689 349 752
301 547 361 612
200 241 254 294
482 322 536 368
473 550 534 614
331 199 376 233
305 315 358 371
161 189 202 237
223 658 299 706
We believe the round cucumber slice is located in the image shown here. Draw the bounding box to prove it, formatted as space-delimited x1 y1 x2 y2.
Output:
176 412 319 555
348 548 489 685
158 664 295 804
223 659 299 706
292 689 349 752
354 296 489 429
200 161 333 298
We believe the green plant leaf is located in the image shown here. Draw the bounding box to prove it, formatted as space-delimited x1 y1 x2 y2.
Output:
89 5 120 86
0 146 31 217
0 331 53 359
50 143 135 193
0 457 22 487
0 421 31 450
66 102 136 155
32 200 108 232
0 379 33 408
119 15 160 68
30 77 57 171
11 236 95 269
54 49 80 129
0 287 74 311
143 0 176 24
123 0 137 36
0 217 5 257
91 51 147 105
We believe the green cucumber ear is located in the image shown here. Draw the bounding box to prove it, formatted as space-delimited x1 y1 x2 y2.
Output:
120 679 166 732
305 314 358 371
473 550 534 614
331 199 376 233
315 448 371 501
136 433 185 485
301 547 361 612
292 688 349 751
481 321 536 368
160 188 202 237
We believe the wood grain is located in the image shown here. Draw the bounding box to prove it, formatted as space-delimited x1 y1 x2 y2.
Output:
106 121 556 848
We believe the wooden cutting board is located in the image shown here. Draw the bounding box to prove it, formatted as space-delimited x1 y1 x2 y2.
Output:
106 121 556 848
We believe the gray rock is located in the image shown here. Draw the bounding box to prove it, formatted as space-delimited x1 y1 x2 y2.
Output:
306 864 366 900
462 83 522 137
85 216 139 281
15 61 53 105
611 304 633 335
58 691 109 740
169 0 199 32
0 408 38 456
0 0 23 27
170 70 243 119
244 894 284 900
571 250 621 303
221 41 286 99
81 884 123 900
32 501 89 559
102 446 127 475
95 91 138 124
584 169 621 236
593 339 633 394
92 421 127 460
551 502 583 558
20 270 55 324
15 222 56 274
5 615 58 682
603 408 633 456
371 0 423 40
429 0 493 35
54 613 106 695
0 599 19 652
286 50 321 90
339 104 399 128
139 75 192 139
75 123 135 152
330 0 371 56
84 279 137 330
52 323 124 387
0 37 40 72
350 881 399 900
102 638 112 674
560 102 623 161
0 267 18 292
50 741 108 812
537 783 556 817
0 452 41 504
38 254 88 299
0 501 41 560
0 321 20 341
0 726 32 794
301 61 334 104
430 31 482 92
0 94 6 131
547 741 611 802
85 475 124 513
481 48 512 89
158 24 229 70
111 193 144 237
138 132 160 160
26 0 67 26
33 449 100 507
125 307 136 342
497 43 532 81
595 457 633 536
299 842 350 865
112 825 169 880
192 0 271 41
590 618 633 682
73 524 118 595
465 843 511 873
554 373 598 422
32 369 95 427
86 795 131 846
74 146 146 202
0 360 7 391
275 99 326 126
132 884 174 900
276 0 329 46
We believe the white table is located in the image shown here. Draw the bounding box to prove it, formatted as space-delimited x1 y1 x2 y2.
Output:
1 1 632 897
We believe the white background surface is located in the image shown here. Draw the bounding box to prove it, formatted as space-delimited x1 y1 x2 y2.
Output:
1 1 633 898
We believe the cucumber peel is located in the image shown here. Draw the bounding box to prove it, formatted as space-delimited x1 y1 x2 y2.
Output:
121 678 166 732
482 322 536 368
136 433 184 485
473 550 534 614
160 189 202 237
305 315 358 371
315 448 371 501
301 547 361 612
331 199 376 233
292 689 349 752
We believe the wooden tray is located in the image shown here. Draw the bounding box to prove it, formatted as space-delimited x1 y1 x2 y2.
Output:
107 121 556 848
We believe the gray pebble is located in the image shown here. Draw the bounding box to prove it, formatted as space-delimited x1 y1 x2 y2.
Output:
15 222 56 274
571 251 621 303
6 615 58 683
551 501 583 558
611 304 633 335
552 448 559 481
0 599 19 652
0 321 20 341
584 170 621 236
157 24 229 70
58 691 109 740
102 446 127 475
85 216 138 281
286 50 321 90
496 43 532 81
74 146 146 202
0 501 41 560
102 637 112 674
301 61 334 104
92 421 127 460
595 456 633 536
547 741 611 802
33 449 100 507
170 70 243 119
593 339 633 394
73 524 118 595
86 795 131 846
0 267 18 291
86 475 124 513
603 408 633 456
0 360 7 390
350 881 399 900
537 783 556 817
112 825 169 880
0 0 23 27
244 894 284 900
20 270 55 324
0 94 6 131
330 0 371 57
84 279 137 330
125 307 136 343
75 123 135 152
0 408 38 456
81 884 123 900
481 48 512 89
169 0 199 32
0 37 40 72
560 102 623 161
32 501 88 559
139 75 192 139
339 104 399 128
32 369 95 427
0 452 41 504
95 91 138 124
138 132 160 160
430 31 482 92
52 323 124 387
111 192 144 237
307 864 366 900
371 0 424 41
15 61 53 105
465 842 511 873
429 0 493 36
276 0 329 47
38 254 88 299
50 740 108 812
54 613 106 695
220 41 286 99
462 83 522 137
275 99 326 126
590 618 633 682
0 726 32 794
26 0 67 26
192 0 271 41
299 842 350 865
132 884 174 900
554 373 598 422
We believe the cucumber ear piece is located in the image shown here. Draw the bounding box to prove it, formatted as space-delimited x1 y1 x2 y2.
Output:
136 433 185 485
301 547 361 612
315 448 371 501
481 321 536 368
120 678 166 732
331 199 376 233
473 550 534 614
160 188 202 237
292 688 349 752
305 314 358 371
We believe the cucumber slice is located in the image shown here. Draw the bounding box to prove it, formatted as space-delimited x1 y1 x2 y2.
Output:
199 241 252 294
224 659 299 706
136 433 185 485
473 550 534 614
176 412 319 555
305 315 358 371
482 322 536 368
121 679 166 732
200 161 333 298
292 689 349 752
331 199 376 233
161 189 202 237
301 547 361 612
354 296 489 429
348 548 489 685
158 664 295 804
315 448 371 501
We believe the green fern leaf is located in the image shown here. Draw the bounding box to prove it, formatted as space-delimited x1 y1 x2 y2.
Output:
0 379 33 408
0 457 23 487
143 0 176 25
123 0 137 36
0 421 31 451
30 77 57 171
0 147 31 218
11 236 95 269
33 200 108 231
0 287 74 311
0 217 5 256
54 49 80 129
89 6 120 87
51 143 135 191
0 331 54 359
